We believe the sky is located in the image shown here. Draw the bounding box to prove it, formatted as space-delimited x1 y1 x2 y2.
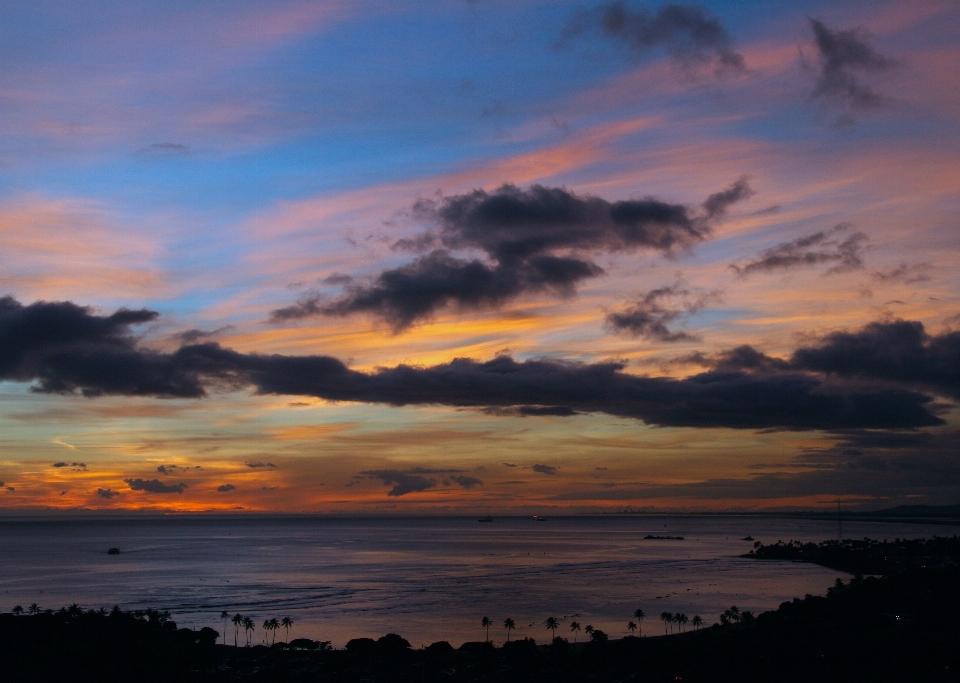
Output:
0 0 958 513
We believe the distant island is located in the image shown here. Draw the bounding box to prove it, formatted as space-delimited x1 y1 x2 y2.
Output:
644 534 685 540
3 537 959 682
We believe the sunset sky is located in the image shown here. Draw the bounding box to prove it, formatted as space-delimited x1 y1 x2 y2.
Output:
1 0 958 513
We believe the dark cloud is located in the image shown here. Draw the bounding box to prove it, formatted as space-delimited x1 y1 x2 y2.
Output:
0 297 949 431
136 142 191 158
358 467 480 496
272 181 748 331
872 263 932 285
123 478 188 494
323 273 354 285
561 2 745 74
607 283 719 341
695 319 960 401
532 464 558 475
502 462 517 467
53 461 86 468
703 177 754 219
790 319 960 400
808 18 895 112
174 326 234 344
245 462 277 468
731 224 867 277
96 488 118 499
216 484 236 493
0 296 211 397
449 475 483 489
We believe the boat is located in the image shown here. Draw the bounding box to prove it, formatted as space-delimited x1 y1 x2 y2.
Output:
478 516 493 522
533 515 546 521
107 547 121 555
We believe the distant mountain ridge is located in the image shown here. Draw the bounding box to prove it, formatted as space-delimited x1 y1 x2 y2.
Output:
861 503 960 518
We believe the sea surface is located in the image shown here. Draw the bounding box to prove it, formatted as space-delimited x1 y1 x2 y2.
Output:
0 514 954 647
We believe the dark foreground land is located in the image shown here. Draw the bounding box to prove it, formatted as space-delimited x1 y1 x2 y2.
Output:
2 540 959 682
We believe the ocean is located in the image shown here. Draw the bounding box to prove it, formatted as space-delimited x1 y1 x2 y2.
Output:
0 514 953 647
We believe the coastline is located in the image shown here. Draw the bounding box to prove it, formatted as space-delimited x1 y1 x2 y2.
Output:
2 563 958 682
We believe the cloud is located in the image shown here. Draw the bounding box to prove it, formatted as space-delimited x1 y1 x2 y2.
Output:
216 483 236 492
274 181 748 330
702 176 754 219
789 319 960 400
561 2 745 74
123 478 188 494
698 319 960 401
502 462 517 467
532 464 558 475
136 143 191 158
607 283 719 341
174 326 235 344
246 461 277 468
872 263 932 285
52 461 85 468
359 469 438 497
731 224 867 276
807 18 895 112
358 467 481 496
449 475 483 489
0 297 948 431
0 296 203 397
96 488 118 499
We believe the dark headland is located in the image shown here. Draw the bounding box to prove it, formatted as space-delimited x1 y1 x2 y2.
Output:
2 536 959 683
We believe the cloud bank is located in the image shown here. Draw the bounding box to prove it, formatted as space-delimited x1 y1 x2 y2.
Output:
1 297 952 432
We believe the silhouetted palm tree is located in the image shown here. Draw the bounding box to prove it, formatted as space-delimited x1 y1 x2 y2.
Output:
481 616 491 642
281 617 293 642
221 611 229 643
11 605 23 616
503 618 515 642
232 613 243 646
270 618 280 644
660 612 672 634
677 613 688 633
584 624 594 639
633 609 645 637
544 617 559 639
569 621 581 642
28 603 39 615
692 615 703 630
243 617 254 646
627 621 637 634
262 620 271 645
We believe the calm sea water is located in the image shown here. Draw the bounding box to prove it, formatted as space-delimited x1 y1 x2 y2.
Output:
0 515 954 647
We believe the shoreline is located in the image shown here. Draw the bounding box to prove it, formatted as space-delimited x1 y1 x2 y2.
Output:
3 562 958 682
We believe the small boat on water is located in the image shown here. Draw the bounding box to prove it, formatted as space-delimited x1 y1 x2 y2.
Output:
533 515 546 521
478 516 493 522
107 547 121 555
